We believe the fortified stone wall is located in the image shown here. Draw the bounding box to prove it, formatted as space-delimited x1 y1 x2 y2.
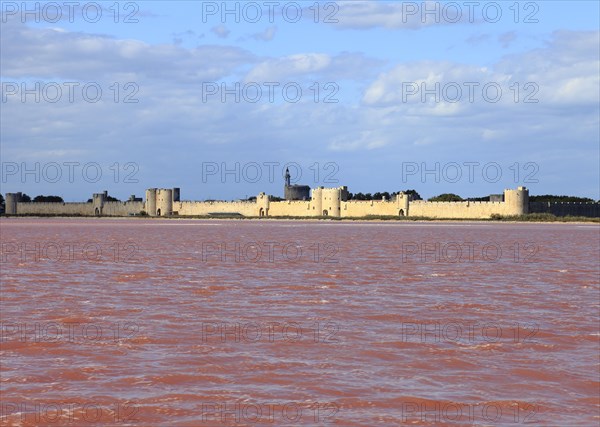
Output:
3 186 542 219
174 200 260 217
409 201 511 219
407 187 528 219
12 201 144 216
341 193 409 217
529 202 600 217
342 200 400 217
14 202 93 216
268 200 313 217
101 201 144 216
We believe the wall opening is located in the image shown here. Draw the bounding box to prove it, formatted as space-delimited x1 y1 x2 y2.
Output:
259 208 264 217
95 208 100 216
399 209 404 217
323 210 328 216
157 208 161 216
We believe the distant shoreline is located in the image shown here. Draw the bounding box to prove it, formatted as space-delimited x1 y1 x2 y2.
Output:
2 214 598 224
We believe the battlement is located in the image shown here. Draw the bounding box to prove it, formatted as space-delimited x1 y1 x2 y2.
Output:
411 200 505 205
529 200 599 217
12 185 594 219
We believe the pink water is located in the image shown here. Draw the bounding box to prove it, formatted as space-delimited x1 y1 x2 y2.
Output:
1 218 599 426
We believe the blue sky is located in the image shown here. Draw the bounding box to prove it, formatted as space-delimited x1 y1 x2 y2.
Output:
1 1 599 201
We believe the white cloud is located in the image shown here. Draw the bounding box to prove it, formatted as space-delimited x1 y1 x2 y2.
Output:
329 1 470 30
498 31 517 48
251 26 277 41
244 53 332 81
245 52 381 82
1 21 598 199
1 20 254 82
329 130 389 151
211 24 230 39
363 31 599 111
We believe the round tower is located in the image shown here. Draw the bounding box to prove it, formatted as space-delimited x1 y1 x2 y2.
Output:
311 187 323 216
5 193 20 215
321 188 342 217
504 186 529 215
145 188 157 216
285 185 311 201
156 189 173 216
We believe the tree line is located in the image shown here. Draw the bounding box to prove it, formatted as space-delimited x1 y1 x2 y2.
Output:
347 189 423 201
348 192 598 203
0 194 121 205
0 194 64 203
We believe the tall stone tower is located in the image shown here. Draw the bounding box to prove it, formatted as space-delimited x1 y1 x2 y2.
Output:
92 191 107 216
155 189 173 216
396 192 410 216
5 192 22 215
311 187 323 215
504 186 529 215
284 167 310 200
145 188 180 216
256 192 270 217
145 188 157 216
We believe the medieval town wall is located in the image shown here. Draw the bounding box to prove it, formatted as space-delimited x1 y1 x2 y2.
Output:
268 200 313 217
10 186 587 219
529 202 600 217
173 200 259 217
408 200 511 219
13 202 93 216
101 201 144 216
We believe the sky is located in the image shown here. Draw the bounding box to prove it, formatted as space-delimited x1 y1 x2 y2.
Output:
1 0 599 202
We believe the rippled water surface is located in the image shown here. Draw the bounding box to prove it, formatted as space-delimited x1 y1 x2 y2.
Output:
1 218 599 426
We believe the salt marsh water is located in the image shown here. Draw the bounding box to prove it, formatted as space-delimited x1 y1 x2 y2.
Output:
1 218 599 426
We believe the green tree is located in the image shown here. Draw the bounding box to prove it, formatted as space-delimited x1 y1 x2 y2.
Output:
33 195 64 203
530 195 595 203
428 193 463 202
20 193 31 202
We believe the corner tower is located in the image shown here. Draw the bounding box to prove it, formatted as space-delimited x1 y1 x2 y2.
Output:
504 186 529 215
284 167 310 200
5 193 22 215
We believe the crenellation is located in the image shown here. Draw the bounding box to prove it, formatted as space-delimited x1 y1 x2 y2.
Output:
5 184 597 218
